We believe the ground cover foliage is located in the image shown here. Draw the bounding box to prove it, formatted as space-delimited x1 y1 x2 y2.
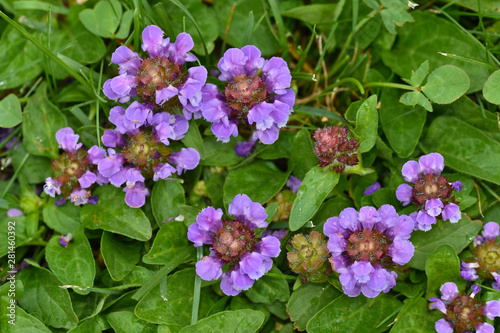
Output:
1 0 500 332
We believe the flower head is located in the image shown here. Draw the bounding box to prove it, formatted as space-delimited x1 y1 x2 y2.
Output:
103 26 206 119
313 126 360 173
395 153 462 231
187 194 281 296
324 205 415 298
201 46 294 144
430 282 500 333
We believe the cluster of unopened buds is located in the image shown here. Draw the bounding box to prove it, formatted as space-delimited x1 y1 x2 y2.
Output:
313 126 360 173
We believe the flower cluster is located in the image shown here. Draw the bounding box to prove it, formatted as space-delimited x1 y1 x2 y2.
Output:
187 194 281 296
324 205 415 298
396 152 462 231
91 102 199 208
430 283 500 333
313 126 360 173
461 222 500 288
103 26 207 119
44 128 99 206
287 231 332 283
201 46 294 144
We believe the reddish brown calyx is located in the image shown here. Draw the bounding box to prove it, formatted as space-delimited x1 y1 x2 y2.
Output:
52 149 92 196
225 74 268 116
446 294 485 333
346 229 391 266
412 173 453 206
313 126 359 173
121 130 172 178
136 57 185 105
212 219 258 269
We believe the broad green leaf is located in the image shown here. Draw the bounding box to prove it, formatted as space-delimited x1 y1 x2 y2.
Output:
67 317 102 333
312 195 353 232
101 232 143 281
404 60 429 88
281 4 340 25
290 129 317 179
17 267 78 329
354 95 378 153
287 283 342 331
409 215 482 270
42 199 81 234
78 0 122 38
223 160 290 207
245 267 290 304
135 268 218 325
421 65 470 104
107 311 156 333
12 142 51 184
151 180 185 226
181 121 205 159
443 0 500 15
307 293 402 333
81 186 152 241
258 131 295 160
290 167 340 231
0 94 22 128
382 11 491 92
143 221 196 265
390 297 440 333
483 69 500 105
399 91 432 112
45 226 95 292
380 88 426 158
0 27 43 89
178 310 265 333
201 136 241 166
0 216 30 257
0 301 51 333
380 0 414 34
422 116 500 185
22 83 67 159
115 10 134 40
425 244 462 299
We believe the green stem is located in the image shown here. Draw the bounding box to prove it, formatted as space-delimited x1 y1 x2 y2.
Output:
364 82 417 91
1 152 29 198
191 246 203 325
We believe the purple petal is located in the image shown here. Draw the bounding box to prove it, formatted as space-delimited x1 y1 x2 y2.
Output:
152 163 176 181
179 66 207 100
123 182 149 208
364 181 381 195
327 233 347 256
202 98 230 123
141 25 168 57
476 323 495 333
239 252 263 276
228 194 267 229
109 106 136 134
217 48 246 81
169 148 200 174
195 255 223 281
230 269 254 291
111 46 141 75
156 85 179 106
235 139 256 157
254 236 281 258
376 204 399 231
440 282 458 302
482 222 499 241
425 198 443 217
44 177 62 197
55 127 82 152
103 75 137 103
102 129 125 148
430 297 447 313
324 217 343 237
415 210 436 231
211 120 239 143
389 239 414 265
70 189 90 206
366 267 388 292
401 160 421 183
451 181 463 192
286 175 302 194
187 223 215 247
419 152 444 175
338 207 360 233
125 101 153 126
435 319 453 333
485 300 500 320
255 125 280 145
170 32 195 65
220 273 241 296
442 203 461 223
241 45 265 76
98 149 124 177
351 261 374 283
386 214 414 240
396 184 413 206
196 206 223 233
358 206 380 230
87 145 106 164
7 208 23 217
78 171 97 189
262 57 292 95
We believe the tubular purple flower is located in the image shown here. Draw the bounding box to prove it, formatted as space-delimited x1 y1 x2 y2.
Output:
169 148 200 174
123 182 149 208
7 208 23 217
187 194 280 296
44 177 63 197
56 127 82 152
234 138 257 157
442 203 461 223
364 181 381 196
78 171 97 189
286 175 302 194
324 205 415 298
102 130 126 148
87 146 106 164
70 189 90 206
98 149 124 178
152 163 176 181
482 222 499 241
460 261 479 281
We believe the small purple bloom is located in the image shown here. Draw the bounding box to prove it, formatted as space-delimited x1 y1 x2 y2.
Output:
482 222 499 241
442 203 461 223
102 130 126 148
87 145 106 164
44 177 63 197
78 171 97 189
98 149 124 178
188 194 280 296
451 181 463 192
56 127 82 152
59 233 72 248
364 181 381 196
123 182 150 208
153 163 176 181
70 189 90 206
169 148 200 174
55 197 67 206
460 261 479 281
234 138 257 157
395 184 413 206
286 175 302 194
7 208 23 217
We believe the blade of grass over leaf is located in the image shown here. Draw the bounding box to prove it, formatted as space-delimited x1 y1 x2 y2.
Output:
293 25 317 73
191 246 203 325
244 11 254 45
267 0 288 59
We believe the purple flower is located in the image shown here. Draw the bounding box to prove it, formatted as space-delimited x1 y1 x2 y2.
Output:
234 138 257 157
44 177 62 197
169 148 200 174
123 182 150 208
187 194 280 296
286 175 302 194
430 282 500 333
103 26 206 117
201 46 294 144
396 153 462 231
482 222 499 241
7 208 23 217
87 146 106 164
70 189 90 206
323 205 414 298
59 233 72 248
364 181 381 196
460 261 479 281
78 171 97 189
56 127 82 152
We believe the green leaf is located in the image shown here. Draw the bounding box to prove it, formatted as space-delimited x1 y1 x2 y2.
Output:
17 267 78 329
181 121 205 159
425 244 462 299
223 160 289 207
281 4 341 25
0 301 52 333
67 317 102 333
382 11 489 92
380 88 426 158
287 283 342 331
22 83 67 159
290 167 340 231
201 136 241 166
42 199 81 234
290 129 318 179
399 91 432 112
421 65 470 104
258 131 295 160
245 267 290 304
45 226 95 292
0 94 22 128
143 221 196 265
135 268 218 325
408 215 482 270
78 0 122 38
379 0 414 34
81 186 152 241
422 116 500 185
0 27 43 89
404 60 429 88
307 293 402 333
483 69 500 105
115 10 134 40
12 142 51 184
353 95 378 153
390 297 440 333
151 180 186 225
107 311 156 333
101 232 143 281
178 310 265 333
